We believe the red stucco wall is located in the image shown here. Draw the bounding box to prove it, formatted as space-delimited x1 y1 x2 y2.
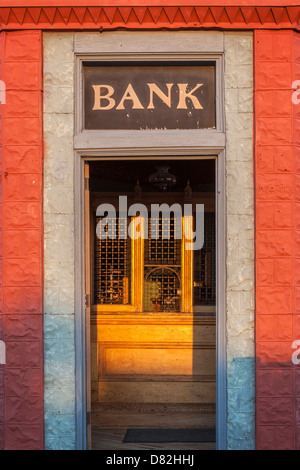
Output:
0 30 43 451
255 29 300 450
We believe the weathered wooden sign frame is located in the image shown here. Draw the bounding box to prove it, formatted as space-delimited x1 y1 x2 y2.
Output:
84 63 216 130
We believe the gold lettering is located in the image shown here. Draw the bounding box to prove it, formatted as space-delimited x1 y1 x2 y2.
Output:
92 85 115 110
177 83 203 109
116 84 144 110
147 83 173 109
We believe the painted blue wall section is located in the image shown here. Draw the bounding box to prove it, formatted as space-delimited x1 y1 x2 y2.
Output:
227 357 255 450
43 32 76 450
224 32 255 451
44 314 76 450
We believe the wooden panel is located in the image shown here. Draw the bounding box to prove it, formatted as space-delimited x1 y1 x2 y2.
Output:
91 313 216 407
74 130 226 152
92 323 216 344
92 381 215 404
74 32 224 55
92 402 215 413
99 342 215 377
91 314 215 339
91 403 215 429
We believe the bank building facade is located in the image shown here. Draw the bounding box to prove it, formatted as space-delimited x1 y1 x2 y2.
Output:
0 0 299 451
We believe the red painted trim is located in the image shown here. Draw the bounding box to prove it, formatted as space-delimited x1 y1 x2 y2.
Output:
0 30 44 450
0 6 299 30
255 29 300 451
1 1 300 6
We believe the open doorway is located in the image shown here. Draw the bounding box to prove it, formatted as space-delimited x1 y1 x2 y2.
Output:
85 157 216 450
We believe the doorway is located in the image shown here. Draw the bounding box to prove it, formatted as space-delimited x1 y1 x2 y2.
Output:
85 157 217 450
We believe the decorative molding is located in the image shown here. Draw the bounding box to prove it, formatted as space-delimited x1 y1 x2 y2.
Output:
0 6 299 30
95 375 216 382
90 313 216 325
74 131 226 152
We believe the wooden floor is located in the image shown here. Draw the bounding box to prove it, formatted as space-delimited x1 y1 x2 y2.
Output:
91 403 216 450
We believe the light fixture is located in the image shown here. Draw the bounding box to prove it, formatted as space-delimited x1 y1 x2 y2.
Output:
148 165 176 191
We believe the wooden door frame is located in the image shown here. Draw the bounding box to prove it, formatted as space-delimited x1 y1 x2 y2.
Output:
73 30 227 450
74 151 226 450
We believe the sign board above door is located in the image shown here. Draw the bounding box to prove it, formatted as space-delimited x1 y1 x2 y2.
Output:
84 64 216 131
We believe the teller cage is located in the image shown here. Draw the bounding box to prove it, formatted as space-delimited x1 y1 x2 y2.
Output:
87 158 216 449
